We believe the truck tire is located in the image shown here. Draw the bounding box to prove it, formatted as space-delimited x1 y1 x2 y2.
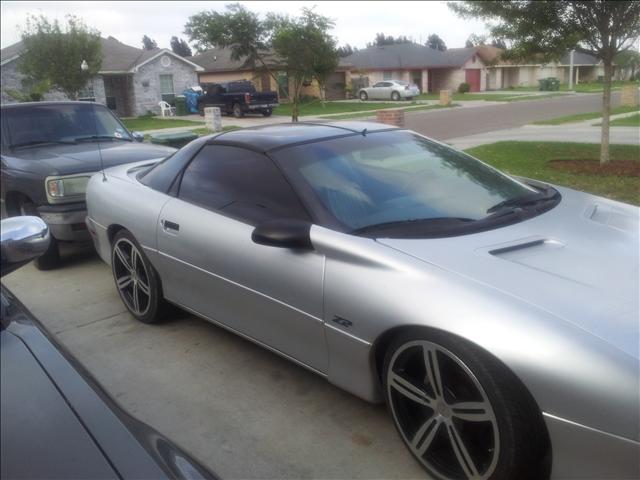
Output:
262 108 273 117
232 103 244 118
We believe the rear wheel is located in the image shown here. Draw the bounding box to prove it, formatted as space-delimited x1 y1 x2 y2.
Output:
111 230 166 323
262 108 273 117
232 103 244 118
391 91 401 101
383 329 549 480
359 91 368 101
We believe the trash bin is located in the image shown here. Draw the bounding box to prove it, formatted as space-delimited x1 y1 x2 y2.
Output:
149 130 198 149
175 95 187 116
538 78 550 91
548 78 560 91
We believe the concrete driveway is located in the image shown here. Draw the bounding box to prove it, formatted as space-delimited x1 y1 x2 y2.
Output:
3 246 427 479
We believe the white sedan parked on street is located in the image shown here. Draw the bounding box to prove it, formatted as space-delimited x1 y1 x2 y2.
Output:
359 80 421 101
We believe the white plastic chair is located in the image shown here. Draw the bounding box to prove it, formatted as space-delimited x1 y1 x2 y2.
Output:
158 101 175 117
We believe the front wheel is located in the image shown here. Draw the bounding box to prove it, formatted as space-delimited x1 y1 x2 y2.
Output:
383 329 549 480
111 230 166 323
391 91 401 101
359 91 368 101
232 103 244 118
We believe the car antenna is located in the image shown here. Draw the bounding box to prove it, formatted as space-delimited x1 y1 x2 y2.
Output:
90 103 107 182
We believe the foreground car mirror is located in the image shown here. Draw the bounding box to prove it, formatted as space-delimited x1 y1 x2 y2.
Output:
1 216 50 276
251 219 313 250
131 131 145 142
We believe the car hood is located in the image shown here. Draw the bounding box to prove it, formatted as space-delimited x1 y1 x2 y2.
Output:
378 186 640 358
2 141 176 176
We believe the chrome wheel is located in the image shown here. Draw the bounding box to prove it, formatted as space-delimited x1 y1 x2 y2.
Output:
113 238 151 316
387 340 500 480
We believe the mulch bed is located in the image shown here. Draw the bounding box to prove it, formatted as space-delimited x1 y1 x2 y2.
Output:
549 159 640 176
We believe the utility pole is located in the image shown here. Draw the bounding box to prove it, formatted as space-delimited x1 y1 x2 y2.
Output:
568 49 574 90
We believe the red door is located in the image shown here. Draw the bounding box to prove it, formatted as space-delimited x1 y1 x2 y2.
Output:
465 69 481 92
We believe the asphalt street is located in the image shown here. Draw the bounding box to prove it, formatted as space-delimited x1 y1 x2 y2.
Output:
405 92 621 140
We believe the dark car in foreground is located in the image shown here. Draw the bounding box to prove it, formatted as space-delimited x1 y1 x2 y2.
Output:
197 80 278 118
0 216 217 480
0 101 176 269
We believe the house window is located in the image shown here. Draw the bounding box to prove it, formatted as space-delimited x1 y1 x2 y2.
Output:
78 81 96 102
160 74 175 105
383 71 393 80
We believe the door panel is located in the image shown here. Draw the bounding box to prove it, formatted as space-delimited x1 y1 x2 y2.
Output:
155 198 328 373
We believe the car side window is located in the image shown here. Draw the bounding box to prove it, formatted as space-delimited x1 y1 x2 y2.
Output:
178 145 310 225
373 82 384 88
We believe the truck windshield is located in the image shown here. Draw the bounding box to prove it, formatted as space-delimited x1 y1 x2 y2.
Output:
2 103 132 150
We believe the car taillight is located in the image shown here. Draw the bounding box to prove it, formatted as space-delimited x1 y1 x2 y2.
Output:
245 92 251 103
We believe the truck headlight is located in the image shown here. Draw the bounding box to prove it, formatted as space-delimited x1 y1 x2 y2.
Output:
45 175 91 199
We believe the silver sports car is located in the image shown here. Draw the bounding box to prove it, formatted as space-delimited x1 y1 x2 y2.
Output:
86 122 639 480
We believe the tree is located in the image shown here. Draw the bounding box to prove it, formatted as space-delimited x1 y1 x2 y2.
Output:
18 14 102 100
272 8 337 121
6 77 51 102
338 44 355 57
491 37 507 49
615 49 640 81
450 1 640 165
170 36 192 57
311 30 340 106
141 35 157 50
465 33 487 47
367 33 411 47
426 33 447 51
185 3 283 89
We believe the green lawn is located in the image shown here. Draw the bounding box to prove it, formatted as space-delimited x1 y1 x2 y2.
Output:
273 101 396 117
416 92 567 102
465 142 640 205
318 103 459 120
121 116 204 131
496 81 637 93
609 113 640 127
533 105 640 125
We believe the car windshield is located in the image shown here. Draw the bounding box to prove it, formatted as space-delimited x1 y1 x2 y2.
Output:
394 81 409 86
2 103 132 150
273 130 538 232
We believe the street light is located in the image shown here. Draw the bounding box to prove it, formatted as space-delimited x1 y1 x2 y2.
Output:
80 59 89 72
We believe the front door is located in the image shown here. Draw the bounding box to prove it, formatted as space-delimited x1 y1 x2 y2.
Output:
465 69 481 92
154 144 328 373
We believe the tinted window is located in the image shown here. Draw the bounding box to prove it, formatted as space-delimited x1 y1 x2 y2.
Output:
179 145 310 225
372 82 384 88
271 131 535 231
139 138 207 193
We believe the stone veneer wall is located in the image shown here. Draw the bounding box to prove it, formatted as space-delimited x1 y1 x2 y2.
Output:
131 54 198 116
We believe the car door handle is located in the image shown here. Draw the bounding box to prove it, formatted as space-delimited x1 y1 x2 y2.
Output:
161 220 180 232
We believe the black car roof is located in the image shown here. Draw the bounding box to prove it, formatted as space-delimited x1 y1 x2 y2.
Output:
206 121 399 152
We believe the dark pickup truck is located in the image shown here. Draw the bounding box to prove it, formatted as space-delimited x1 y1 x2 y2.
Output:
197 80 279 118
0 101 176 269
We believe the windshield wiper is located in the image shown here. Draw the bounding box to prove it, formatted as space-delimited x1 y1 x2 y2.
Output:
10 139 77 149
352 217 475 235
74 135 131 142
486 187 558 214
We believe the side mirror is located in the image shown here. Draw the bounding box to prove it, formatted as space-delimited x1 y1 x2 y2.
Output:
251 219 313 250
1 216 50 276
132 131 145 142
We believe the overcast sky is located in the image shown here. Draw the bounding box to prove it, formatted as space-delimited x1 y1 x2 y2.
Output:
1 1 489 51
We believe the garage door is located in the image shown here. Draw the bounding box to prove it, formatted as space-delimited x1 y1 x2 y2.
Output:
465 69 481 92
325 72 346 100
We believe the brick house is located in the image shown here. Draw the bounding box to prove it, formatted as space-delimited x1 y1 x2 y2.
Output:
1 36 203 116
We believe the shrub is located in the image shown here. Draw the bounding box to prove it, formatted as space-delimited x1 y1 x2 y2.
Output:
458 82 471 93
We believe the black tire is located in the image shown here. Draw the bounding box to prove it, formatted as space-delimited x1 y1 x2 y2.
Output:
359 91 368 101
262 108 273 117
383 329 549 480
232 103 244 118
391 91 401 101
111 230 167 324
12 198 61 270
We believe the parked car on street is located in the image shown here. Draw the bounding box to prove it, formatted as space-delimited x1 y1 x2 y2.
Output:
0 216 218 480
0 101 176 269
86 122 639 480
197 80 279 118
359 80 421 100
